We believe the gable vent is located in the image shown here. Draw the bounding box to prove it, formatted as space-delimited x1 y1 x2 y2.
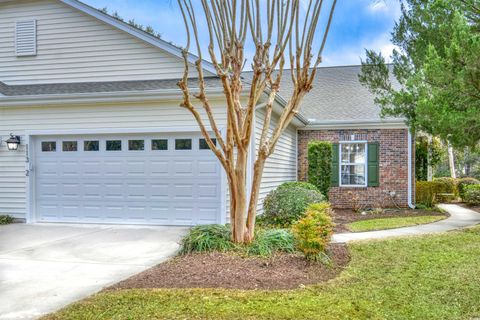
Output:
15 20 37 57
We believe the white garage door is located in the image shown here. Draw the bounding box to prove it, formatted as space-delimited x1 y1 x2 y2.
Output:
34 133 222 225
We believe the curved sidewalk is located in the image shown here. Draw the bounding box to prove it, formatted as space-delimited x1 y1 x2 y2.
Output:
332 204 480 243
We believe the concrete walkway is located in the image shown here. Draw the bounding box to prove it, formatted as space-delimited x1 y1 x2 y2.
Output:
332 204 480 243
0 223 187 320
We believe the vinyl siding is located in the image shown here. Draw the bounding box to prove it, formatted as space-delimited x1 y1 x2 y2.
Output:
0 101 228 220
0 0 197 85
255 109 298 213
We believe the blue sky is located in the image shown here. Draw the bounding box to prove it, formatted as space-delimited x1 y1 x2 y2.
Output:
82 0 401 67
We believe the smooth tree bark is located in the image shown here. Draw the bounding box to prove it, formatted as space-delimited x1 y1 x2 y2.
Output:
176 0 337 243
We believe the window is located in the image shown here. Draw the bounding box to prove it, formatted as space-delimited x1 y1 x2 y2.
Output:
15 20 37 56
199 138 216 150
175 139 192 150
106 140 122 151
152 139 168 150
340 143 366 186
128 140 144 151
41 141 56 152
62 141 77 152
84 140 99 151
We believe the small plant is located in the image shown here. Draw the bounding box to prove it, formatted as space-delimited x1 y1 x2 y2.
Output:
246 229 295 256
0 215 14 225
292 202 334 261
263 182 325 226
348 191 365 213
307 141 332 198
457 177 480 200
464 185 480 205
180 224 235 255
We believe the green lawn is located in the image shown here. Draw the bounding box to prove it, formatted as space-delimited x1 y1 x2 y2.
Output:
44 226 480 320
346 215 446 232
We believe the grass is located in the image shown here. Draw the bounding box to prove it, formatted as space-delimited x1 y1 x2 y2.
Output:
44 225 480 320
346 215 446 232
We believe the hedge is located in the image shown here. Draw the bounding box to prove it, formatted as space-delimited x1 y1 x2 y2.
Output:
416 181 445 207
464 185 480 205
457 177 480 200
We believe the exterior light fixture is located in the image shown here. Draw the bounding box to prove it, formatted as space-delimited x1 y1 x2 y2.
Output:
5 134 20 151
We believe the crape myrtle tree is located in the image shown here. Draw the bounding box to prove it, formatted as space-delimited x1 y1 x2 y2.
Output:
359 0 480 149
176 0 337 243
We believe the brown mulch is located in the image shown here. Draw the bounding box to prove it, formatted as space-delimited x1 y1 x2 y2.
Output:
333 208 448 233
107 244 349 291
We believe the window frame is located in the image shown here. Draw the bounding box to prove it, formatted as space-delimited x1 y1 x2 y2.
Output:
339 141 368 188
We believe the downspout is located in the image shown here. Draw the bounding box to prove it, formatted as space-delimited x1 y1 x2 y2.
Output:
407 130 415 208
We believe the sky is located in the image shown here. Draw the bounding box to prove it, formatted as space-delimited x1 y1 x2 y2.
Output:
82 0 402 67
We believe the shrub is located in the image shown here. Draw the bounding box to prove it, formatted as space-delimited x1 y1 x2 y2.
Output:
457 177 480 200
464 185 480 205
0 215 13 225
277 181 319 191
246 229 295 256
416 181 445 207
433 177 458 196
263 182 325 226
292 202 334 261
307 141 332 198
180 224 234 254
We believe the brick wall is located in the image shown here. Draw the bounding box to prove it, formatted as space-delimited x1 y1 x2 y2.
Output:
298 128 412 209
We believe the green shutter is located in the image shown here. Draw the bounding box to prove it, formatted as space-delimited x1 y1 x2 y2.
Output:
368 142 379 187
331 143 339 187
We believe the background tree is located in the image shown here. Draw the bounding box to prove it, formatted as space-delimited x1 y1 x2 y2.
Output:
176 0 337 243
359 0 480 149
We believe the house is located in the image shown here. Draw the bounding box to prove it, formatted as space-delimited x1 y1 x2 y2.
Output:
0 0 414 226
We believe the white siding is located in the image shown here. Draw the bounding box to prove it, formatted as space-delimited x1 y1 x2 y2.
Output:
0 0 195 85
255 109 298 213
0 101 227 220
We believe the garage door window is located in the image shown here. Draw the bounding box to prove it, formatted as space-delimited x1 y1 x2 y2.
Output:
152 139 168 150
199 138 217 150
128 140 144 151
106 140 122 151
84 141 99 151
41 141 56 152
62 141 77 152
175 139 192 150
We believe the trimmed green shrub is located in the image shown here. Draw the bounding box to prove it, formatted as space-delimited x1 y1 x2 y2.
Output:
457 177 480 200
433 177 458 196
292 202 334 261
0 215 13 225
307 141 332 198
263 182 325 226
464 185 480 205
416 181 445 207
277 181 319 191
246 229 295 256
180 224 234 254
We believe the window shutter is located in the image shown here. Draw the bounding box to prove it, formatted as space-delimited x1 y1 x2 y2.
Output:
15 20 37 56
331 143 339 187
368 142 379 187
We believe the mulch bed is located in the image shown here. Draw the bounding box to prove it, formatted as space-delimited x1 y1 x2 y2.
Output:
333 208 448 233
107 244 349 291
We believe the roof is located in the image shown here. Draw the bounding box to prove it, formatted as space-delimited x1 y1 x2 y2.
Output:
244 65 397 124
0 78 223 96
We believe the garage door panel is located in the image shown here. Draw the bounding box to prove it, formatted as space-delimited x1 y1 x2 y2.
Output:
35 133 222 225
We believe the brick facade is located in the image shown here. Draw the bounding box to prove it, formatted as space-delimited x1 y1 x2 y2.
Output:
298 128 413 209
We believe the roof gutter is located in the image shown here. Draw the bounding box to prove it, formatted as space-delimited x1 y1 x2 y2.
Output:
0 88 229 107
301 119 408 129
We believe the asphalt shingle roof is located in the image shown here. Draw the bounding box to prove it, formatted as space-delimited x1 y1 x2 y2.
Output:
0 65 394 123
0 77 223 96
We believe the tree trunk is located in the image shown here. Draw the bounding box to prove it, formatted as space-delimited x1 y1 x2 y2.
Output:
230 148 249 243
448 142 457 179
427 135 433 181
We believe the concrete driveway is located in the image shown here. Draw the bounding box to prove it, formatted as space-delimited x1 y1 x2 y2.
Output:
0 223 187 320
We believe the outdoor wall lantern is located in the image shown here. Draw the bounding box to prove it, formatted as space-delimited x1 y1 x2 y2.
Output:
5 134 20 151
